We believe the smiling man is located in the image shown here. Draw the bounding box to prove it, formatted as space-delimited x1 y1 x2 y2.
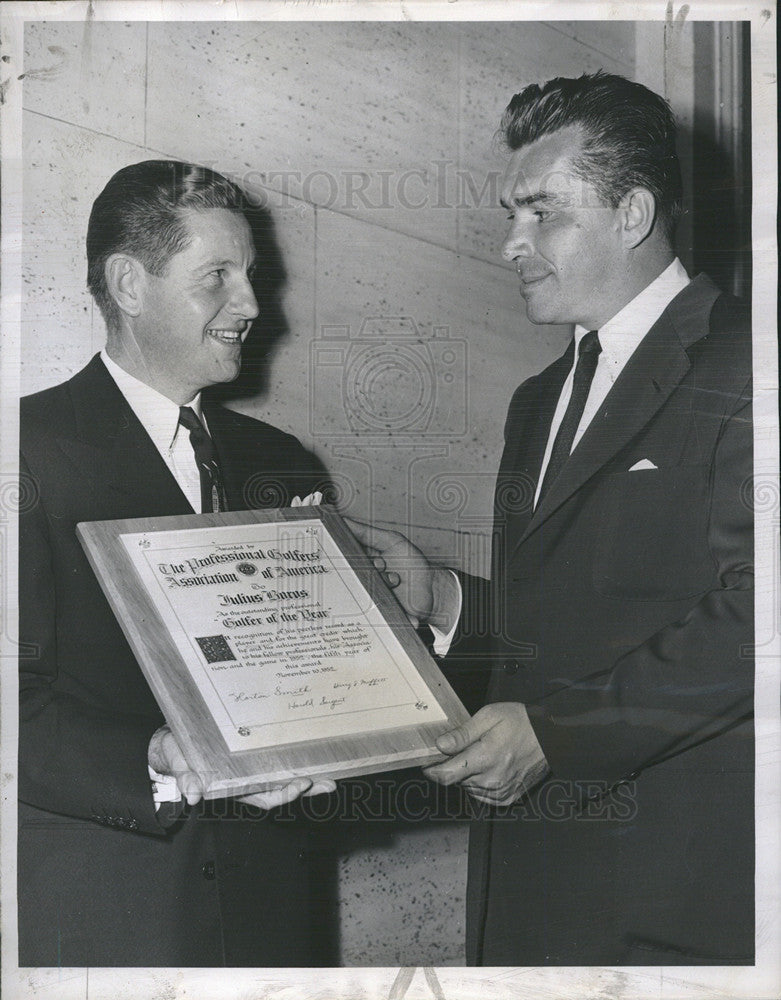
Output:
18 160 334 967
353 73 754 965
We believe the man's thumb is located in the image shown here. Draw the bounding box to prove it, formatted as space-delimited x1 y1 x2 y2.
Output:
436 724 470 755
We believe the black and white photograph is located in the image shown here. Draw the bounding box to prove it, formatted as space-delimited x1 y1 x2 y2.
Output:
0 2 778 998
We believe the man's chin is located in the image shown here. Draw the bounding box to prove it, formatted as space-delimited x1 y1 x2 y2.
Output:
212 359 242 384
521 299 558 326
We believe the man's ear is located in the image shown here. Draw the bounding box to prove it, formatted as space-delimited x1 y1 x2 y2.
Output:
619 188 657 249
105 254 146 318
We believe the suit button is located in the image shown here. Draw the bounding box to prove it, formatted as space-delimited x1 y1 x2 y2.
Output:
202 861 216 880
503 659 520 675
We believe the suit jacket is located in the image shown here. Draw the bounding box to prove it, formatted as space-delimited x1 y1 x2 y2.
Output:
18 354 333 967
458 274 754 965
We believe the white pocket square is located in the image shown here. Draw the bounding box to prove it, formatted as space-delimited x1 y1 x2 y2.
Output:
628 459 658 471
291 491 323 507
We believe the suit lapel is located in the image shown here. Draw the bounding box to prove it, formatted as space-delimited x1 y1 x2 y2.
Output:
62 355 194 516
515 274 721 549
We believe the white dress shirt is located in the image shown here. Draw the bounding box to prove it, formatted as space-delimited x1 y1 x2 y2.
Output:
433 258 690 654
533 257 690 507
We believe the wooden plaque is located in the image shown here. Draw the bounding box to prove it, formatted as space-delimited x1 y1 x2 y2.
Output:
77 506 468 799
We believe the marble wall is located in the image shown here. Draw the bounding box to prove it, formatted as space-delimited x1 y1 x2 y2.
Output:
21 18 638 965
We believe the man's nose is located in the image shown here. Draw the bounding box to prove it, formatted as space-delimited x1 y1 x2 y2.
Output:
501 223 534 265
229 274 260 320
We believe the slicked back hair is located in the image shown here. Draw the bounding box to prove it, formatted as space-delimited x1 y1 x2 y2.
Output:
499 72 683 243
87 160 250 331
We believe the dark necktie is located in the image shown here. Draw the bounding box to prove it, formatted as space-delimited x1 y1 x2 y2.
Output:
178 406 228 513
537 330 602 505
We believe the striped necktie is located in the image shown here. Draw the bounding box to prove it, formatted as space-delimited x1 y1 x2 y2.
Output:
178 406 228 513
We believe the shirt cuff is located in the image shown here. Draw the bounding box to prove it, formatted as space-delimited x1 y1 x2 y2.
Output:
148 764 182 806
428 570 462 656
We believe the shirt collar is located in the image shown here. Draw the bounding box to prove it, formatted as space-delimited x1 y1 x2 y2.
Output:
573 257 690 367
100 349 203 451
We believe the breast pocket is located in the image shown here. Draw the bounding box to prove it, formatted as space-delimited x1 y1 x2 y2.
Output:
593 466 715 601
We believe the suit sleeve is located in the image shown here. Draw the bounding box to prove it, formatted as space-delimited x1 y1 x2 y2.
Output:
18 454 165 836
525 391 754 783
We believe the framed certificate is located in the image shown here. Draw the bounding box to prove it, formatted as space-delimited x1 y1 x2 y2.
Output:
77 506 469 798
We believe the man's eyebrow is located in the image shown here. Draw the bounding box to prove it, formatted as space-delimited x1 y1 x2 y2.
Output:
196 254 257 270
500 191 560 211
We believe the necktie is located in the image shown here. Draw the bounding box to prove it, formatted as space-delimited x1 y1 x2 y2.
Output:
537 330 602 504
178 406 228 513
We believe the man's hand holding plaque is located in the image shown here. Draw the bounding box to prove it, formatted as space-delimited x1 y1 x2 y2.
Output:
148 724 337 809
344 518 461 632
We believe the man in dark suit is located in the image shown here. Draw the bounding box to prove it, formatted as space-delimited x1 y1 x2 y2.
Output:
19 160 336 966
352 72 753 965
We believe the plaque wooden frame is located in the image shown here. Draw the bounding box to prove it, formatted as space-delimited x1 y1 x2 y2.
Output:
77 506 469 799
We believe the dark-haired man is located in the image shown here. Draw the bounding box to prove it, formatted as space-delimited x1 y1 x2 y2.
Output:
19 160 334 966
353 72 753 965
